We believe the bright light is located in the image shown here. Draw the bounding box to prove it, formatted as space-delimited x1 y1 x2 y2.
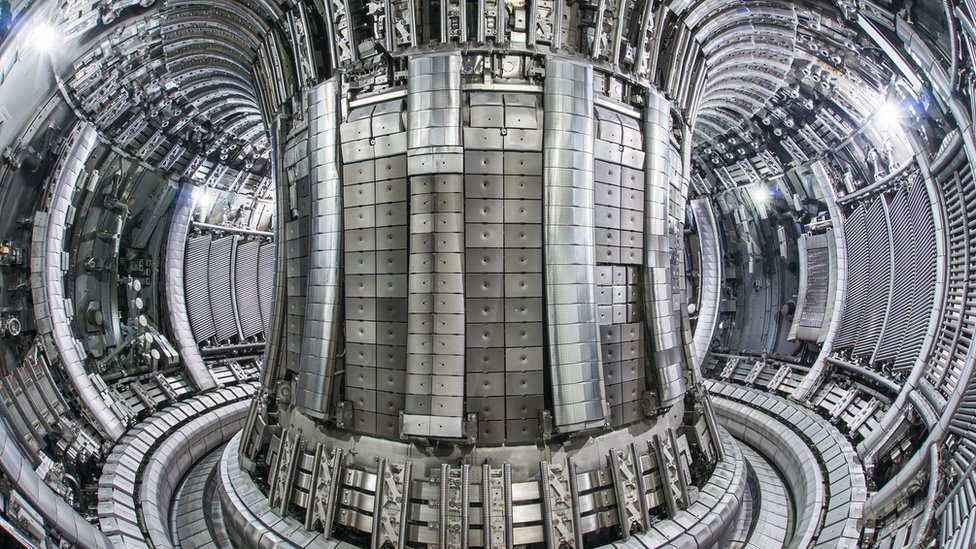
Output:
752 185 770 204
194 188 212 216
875 100 902 128
31 23 62 53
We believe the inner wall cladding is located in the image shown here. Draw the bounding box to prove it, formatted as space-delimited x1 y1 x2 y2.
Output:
293 84 648 443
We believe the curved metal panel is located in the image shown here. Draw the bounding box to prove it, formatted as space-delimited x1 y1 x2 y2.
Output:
295 80 343 418
29 122 126 441
165 184 217 390
690 198 721 368
209 235 241 341
543 59 607 432
641 89 685 407
236 239 265 339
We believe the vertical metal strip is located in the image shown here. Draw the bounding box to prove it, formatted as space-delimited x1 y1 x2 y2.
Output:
543 59 608 432
608 449 630 541
371 457 387 549
439 464 450 546
295 80 343 418
324 448 345 535
567 458 584 548
539 462 557 549
461 464 471 549
228 235 245 340
482 463 494 549
629 442 649 530
592 0 606 58
641 87 686 408
397 461 412 549
403 53 466 438
526 0 538 47
503 463 514 549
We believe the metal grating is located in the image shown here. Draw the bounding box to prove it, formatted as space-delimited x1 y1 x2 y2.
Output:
235 239 264 339
209 235 240 342
184 235 216 343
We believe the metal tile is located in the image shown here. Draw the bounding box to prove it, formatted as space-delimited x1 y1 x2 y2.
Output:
466 348 505 373
465 175 504 198
465 223 505 248
466 323 505 348
465 199 504 223
506 395 543 420
505 298 543 322
465 249 505 273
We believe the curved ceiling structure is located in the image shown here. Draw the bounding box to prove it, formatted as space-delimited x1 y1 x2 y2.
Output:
0 0 973 547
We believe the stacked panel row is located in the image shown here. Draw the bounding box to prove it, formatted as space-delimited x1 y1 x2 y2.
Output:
834 178 936 376
593 106 645 428
295 82 342 418
340 99 409 438
184 232 274 346
543 60 608 431
463 91 545 444
402 53 467 438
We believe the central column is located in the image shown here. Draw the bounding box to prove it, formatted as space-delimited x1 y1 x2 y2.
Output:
543 59 608 432
402 53 466 438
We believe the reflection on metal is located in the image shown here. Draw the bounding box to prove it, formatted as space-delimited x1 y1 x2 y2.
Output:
543 59 608 433
788 231 835 344
642 89 685 408
295 81 343 419
690 198 721 367
165 184 217 390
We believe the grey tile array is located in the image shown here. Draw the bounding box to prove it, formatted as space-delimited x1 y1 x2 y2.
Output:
98 383 256 548
172 446 224 548
463 90 545 443
737 443 791 548
339 94 410 438
707 380 865 548
402 53 466 438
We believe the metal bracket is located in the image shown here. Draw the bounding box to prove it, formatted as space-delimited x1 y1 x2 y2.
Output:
539 409 553 440
373 459 412 549
539 460 582 549
268 429 303 515
438 464 470 549
306 445 345 536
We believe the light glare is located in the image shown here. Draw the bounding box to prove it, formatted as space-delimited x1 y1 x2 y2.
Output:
32 23 61 53
876 100 901 128
753 185 770 204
